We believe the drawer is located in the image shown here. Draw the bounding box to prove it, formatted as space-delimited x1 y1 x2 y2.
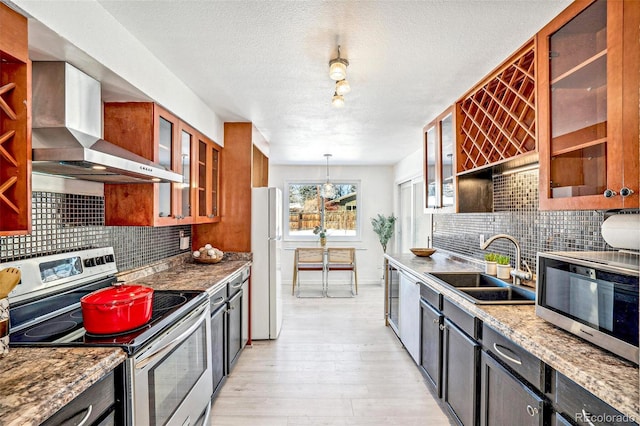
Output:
420 282 442 311
210 286 227 312
228 273 245 298
554 372 632 426
442 298 478 339
482 324 544 392
42 370 116 426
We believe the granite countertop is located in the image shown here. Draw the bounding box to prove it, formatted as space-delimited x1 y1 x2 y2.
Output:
117 253 252 293
0 347 126 426
386 251 639 420
0 253 252 426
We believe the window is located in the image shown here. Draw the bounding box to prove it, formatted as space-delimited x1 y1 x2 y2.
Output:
284 180 361 241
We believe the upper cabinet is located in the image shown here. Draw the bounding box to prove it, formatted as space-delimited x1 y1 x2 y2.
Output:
104 102 220 226
424 107 456 211
0 4 30 236
537 0 639 210
456 40 537 174
195 133 220 224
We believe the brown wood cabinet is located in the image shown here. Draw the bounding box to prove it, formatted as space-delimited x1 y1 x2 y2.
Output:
0 3 30 236
192 122 268 252
424 106 456 211
195 133 220 224
104 102 220 226
537 0 639 210
456 40 537 174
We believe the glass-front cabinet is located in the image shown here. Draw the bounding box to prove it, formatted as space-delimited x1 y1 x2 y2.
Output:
537 0 638 209
423 106 456 211
195 134 221 224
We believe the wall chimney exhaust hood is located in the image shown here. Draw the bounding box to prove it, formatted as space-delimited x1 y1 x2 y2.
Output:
31 62 183 183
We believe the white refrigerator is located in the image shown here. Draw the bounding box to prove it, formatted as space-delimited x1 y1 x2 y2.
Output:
250 187 283 340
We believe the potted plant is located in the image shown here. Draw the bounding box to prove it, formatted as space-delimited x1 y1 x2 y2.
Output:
484 253 498 276
496 255 511 279
313 225 327 247
371 213 397 253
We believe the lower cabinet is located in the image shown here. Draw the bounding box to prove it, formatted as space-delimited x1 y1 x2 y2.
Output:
443 318 480 426
480 351 545 426
420 298 443 397
42 368 122 426
210 296 227 398
227 289 242 372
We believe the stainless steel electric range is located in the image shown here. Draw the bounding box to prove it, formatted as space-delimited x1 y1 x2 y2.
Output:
3 247 213 426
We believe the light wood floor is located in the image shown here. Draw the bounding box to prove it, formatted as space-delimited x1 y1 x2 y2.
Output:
210 283 455 425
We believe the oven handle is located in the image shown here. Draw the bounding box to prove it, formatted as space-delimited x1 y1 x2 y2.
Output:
135 305 208 370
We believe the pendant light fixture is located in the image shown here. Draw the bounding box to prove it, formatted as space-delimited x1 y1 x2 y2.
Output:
320 153 336 199
329 45 351 107
329 45 349 81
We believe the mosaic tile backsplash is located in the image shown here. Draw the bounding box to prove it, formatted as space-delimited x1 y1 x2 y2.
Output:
433 169 614 274
0 192 191 272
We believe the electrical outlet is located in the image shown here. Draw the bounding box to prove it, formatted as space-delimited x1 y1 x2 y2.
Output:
480 234 485 245
180 236 190 250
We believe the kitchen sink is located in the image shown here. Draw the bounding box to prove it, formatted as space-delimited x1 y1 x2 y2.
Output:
428 272 509 288
426 272 535 305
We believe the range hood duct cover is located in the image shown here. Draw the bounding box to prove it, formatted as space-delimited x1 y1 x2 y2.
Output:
31 62 182 183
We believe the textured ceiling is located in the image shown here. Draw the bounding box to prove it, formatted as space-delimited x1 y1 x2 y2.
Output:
91 1 570 165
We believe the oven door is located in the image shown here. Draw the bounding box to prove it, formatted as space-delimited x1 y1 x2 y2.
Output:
130 300 212 426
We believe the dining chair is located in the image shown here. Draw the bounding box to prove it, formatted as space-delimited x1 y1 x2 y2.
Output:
325 248 358 297
292 248 326 297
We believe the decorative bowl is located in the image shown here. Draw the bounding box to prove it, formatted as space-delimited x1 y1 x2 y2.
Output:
410 248 437 257
193 257 222 264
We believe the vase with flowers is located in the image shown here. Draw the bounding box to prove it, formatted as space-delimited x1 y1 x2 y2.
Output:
313 225 327 247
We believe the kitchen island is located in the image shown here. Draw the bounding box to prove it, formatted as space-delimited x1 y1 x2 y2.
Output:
386 251 639 422
0 253 251 426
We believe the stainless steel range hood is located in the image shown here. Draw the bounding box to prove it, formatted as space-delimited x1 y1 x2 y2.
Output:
31 62 183 183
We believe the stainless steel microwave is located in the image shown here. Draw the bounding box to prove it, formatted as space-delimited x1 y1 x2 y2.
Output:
536 251 639 364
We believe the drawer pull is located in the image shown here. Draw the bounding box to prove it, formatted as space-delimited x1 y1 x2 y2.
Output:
493 343 522 365
439 324 445 331
433 318 439 324
582 409 596 426
526 404 538 417
212 296 225 306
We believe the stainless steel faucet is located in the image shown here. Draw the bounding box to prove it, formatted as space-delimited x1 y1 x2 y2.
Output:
480 234 532 286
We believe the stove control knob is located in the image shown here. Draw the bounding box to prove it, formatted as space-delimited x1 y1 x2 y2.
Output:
84 258 96 267
105 254 115 263
95 256 106 265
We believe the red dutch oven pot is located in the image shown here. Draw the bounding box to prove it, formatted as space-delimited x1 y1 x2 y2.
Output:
80 283 154 334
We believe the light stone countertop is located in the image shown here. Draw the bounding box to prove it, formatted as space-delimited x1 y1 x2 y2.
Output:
386 251 639 421
0 252 252 426
0 347 126 426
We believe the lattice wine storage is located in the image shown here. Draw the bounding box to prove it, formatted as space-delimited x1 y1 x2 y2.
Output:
456 41 536 173
0 4 31 235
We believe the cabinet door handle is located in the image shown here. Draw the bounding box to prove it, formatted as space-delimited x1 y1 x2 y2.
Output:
581 409 596 426
493 343 522 365
603 189 617 198
433 318 439 324
526 404 538 417
620 187 634 197
439 324 445 331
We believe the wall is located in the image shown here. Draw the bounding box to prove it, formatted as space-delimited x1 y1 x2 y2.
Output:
270 164 394 285
0 191 191 272
393 150 612 274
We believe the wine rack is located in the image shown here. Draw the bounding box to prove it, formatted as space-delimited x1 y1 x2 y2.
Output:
0 3 30 235
456 41 536 173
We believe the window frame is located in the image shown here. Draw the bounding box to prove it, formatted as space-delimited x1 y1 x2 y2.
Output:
283 179 362 242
